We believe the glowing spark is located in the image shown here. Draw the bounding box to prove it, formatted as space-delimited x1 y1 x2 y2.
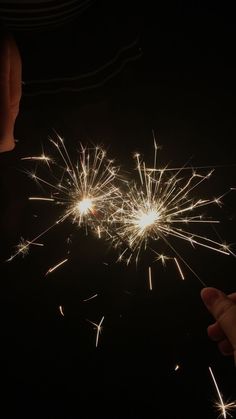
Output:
7 238 44 261
97 226 101 238
174 364 180 371
29 197 54 201
87 316 104 347
59 305 64 316
174 258 185 280
83 294 98 302
21 155 51 162
14 238 30 258
155 253 170 267
148 266 153 290
45 258 68 276
209 366 236 419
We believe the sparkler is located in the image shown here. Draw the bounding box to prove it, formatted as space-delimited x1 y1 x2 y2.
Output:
8 135 120 264
209 366 236 418
112 139 234 283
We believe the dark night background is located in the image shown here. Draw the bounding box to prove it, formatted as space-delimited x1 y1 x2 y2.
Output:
0 1 236 418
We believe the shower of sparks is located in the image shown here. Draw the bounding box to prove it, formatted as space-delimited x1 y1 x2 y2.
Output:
8 136 120 263
113 139 234 282
45 258 68 276
209 366 236 419
87 316 104 347
8 135 235 285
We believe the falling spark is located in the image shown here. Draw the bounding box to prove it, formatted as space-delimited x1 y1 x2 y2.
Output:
87 316 104 347
29 197 55 201
83 294 98 302
21 155 51 162
8 136 120 263
59 305 64 316
45 258 68 276
112 139 234 282
209 366 236 419
148 266 153 290
174 258 185 280
174 364 180 371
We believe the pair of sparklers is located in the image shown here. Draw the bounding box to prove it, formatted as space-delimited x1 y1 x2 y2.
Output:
8 134 235 287
7 134 236 418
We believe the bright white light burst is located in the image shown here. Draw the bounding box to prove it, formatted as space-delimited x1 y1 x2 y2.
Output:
112 139 234 283
8 135 120 265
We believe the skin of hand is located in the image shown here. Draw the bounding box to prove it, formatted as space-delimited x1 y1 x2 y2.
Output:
201 287 236 365
0 34 22 152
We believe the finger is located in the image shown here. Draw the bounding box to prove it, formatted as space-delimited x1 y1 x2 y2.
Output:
207 292 236 342
207 294 236 341
201 287 236 363
208 322 225 342
218 338 234 356
228 292 236 302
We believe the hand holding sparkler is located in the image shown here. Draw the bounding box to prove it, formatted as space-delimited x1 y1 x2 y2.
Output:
201 287 236 366
0 33 21 152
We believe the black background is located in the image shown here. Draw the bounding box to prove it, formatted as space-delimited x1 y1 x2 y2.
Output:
1 1 236 418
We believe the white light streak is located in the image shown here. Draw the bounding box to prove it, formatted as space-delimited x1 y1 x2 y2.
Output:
87 316 104 347
174 258 185 280
83 294 98 302
45 258 68 276
59 305 64 316
148 266 153 290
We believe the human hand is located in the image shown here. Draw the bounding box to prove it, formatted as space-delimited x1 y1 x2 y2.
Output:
201 287 236 365
0 34 22 152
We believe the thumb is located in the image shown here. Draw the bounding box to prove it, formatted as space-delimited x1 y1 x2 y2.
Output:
201 287 236 364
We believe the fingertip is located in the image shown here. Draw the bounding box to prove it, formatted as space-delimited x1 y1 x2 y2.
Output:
207 323 225 342
200 287 222 307
218 339 234 356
